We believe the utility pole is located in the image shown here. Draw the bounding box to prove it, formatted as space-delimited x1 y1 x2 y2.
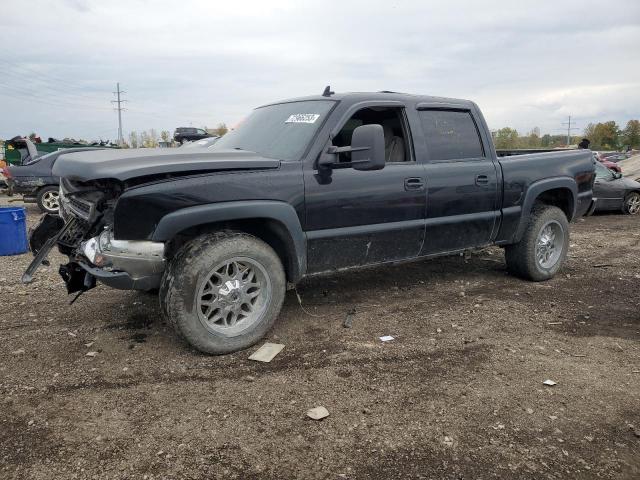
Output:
561 115 579 147
111 83 127 146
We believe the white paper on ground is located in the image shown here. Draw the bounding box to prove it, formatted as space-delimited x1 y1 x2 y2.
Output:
248 343 285 362
379 335 395 342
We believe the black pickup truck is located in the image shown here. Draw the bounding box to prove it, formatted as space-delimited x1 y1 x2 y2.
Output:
25 90 595 354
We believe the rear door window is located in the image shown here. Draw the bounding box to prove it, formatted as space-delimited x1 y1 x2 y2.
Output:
419 110 484 160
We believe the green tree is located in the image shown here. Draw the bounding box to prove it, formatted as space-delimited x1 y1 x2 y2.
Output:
584 121 620 150
622 120 640 149
128 131 139 148
160 130 171 143
493 127 519 149
213 123 228 137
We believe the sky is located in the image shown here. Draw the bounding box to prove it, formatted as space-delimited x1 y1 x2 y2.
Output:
0 0 639 142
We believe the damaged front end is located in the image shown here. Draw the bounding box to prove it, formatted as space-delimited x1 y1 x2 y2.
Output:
23 178 165 295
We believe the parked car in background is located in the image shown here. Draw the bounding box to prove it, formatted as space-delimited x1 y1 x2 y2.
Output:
173 127 211 144
179 136 220 148
593 152 622 173
592 162 640 215
5 147 104 213
598 151 627 163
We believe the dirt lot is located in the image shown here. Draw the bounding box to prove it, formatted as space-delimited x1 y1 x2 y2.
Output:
1 199 639 480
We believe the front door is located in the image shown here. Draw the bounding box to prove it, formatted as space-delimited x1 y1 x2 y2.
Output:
304 105 426 273
593 162 623 211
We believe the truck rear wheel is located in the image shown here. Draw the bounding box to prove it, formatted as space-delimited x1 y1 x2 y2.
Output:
159 231 286 354
504 205 569 281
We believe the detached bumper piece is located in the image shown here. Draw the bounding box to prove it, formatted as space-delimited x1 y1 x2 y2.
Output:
78 262 161 291
59 262 96 294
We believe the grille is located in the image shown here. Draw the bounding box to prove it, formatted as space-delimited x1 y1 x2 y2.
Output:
58 218 91 249
59 183 95 221
68 196 93 219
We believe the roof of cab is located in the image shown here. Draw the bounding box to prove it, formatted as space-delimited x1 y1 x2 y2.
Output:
258 91 475 109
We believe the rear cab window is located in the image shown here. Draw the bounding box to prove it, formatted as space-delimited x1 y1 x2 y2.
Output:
418 109 484 161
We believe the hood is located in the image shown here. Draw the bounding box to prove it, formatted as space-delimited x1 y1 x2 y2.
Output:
52 148 281 182
618 176 640 189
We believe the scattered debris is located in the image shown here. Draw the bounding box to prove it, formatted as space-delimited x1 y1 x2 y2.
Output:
627 423 640 438
543 379 557 386
343 307 356 328
249 343 285 363
592 264 613 268
11 348 25 355
84 342 94 348
547 322 563 325
526 408 534 414
86 351 98 357
67 331 77 337
443 435 454 446
306 406 329 420
379 335 394 342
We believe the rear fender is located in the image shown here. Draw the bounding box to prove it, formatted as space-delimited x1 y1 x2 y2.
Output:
513 178 577 243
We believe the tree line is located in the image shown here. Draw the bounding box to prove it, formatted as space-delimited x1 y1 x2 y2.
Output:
492 119 640 151
124 123 228 148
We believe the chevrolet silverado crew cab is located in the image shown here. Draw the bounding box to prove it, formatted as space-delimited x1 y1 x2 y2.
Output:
24 90 595 354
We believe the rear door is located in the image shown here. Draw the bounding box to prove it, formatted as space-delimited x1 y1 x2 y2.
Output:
417 106 499 254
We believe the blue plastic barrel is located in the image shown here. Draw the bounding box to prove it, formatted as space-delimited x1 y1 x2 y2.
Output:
0 206 29 256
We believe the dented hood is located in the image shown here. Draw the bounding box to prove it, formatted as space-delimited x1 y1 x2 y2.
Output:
52 148 281 182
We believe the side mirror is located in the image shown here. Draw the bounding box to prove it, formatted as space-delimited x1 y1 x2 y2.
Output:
351 124 385 171
318 123 386 171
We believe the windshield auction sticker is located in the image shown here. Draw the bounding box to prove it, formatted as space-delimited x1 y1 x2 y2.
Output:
285 114 320 124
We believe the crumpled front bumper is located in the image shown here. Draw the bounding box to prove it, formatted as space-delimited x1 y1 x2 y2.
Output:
24 216 166 292
79 230 165 291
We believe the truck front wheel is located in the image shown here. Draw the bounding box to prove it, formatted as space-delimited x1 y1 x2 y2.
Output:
505 205 569 281
160 232 286 354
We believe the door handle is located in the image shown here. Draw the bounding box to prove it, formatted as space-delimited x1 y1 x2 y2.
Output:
404 177 425 191
475 174 489 185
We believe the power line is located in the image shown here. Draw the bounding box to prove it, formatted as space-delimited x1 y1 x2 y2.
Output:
0 82 112 111
0 58 103 94
561 116 579 146
111 83 127 146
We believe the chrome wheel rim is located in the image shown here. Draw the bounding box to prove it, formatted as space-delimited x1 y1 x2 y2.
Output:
42 191 60 211
535 220 564 269
626 195 640 215
196 256 271 336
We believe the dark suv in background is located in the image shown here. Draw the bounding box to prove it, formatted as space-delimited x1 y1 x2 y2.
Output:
173 127 211 144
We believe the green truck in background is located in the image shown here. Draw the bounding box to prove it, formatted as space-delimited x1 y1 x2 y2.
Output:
2 136 117 165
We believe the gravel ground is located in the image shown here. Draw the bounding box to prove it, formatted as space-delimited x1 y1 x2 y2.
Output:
1 198 639 480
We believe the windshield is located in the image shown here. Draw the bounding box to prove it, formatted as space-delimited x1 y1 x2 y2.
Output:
595 162 614 179
23 150 55 165
211 100 335 161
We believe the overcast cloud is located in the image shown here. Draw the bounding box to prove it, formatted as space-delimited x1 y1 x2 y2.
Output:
1 0 638 141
